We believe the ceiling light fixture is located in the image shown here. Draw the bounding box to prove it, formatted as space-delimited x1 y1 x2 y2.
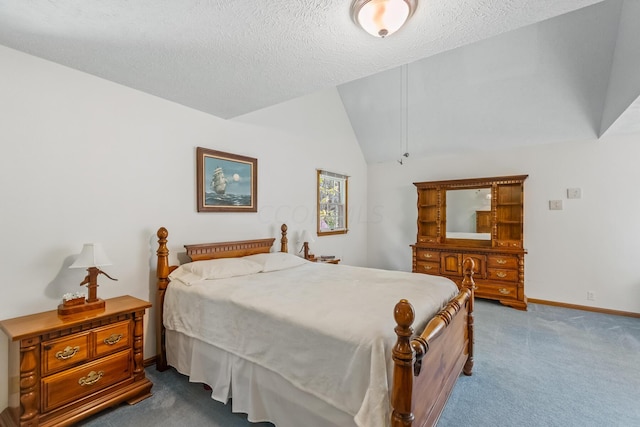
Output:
351 0 418 38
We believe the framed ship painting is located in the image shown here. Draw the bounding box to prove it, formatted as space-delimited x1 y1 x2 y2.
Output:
196 147 258 212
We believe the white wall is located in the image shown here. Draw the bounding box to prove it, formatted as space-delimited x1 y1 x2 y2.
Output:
0 45 367 410
600 0 640 135
367 136 640 314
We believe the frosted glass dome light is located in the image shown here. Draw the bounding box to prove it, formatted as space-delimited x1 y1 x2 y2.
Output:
352 0 418 38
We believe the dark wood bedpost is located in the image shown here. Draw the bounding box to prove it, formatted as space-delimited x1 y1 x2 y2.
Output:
462 257 476 376
280 224 288 253
391 299 416 427
156 227 169 371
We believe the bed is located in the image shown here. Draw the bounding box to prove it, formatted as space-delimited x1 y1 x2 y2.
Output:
155 224 475 427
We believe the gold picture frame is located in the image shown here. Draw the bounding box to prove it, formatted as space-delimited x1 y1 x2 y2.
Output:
196 147 257 212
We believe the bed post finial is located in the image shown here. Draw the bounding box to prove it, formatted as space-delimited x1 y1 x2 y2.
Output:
462 257 476 376
391 299 415 427
156 227 169 371
280 224 288 253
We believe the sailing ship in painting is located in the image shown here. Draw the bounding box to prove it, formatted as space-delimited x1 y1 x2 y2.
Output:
211 166 227 194
205 164 251 207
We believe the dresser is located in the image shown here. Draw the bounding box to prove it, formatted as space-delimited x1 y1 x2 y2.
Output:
0 295 152 427
412 175 528 310
475 210 492 233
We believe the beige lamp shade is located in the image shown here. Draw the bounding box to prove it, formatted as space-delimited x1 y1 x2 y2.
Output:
300 230 316 243
69 243 112 268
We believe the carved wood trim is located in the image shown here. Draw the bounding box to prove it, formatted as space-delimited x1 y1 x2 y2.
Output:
414 174 528 189
185 238 275 261
156 227 169 372
280 224 288 253
19 339 39 425
132 310 145 381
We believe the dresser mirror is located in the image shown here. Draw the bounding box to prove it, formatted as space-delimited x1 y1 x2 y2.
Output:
445 187 492 241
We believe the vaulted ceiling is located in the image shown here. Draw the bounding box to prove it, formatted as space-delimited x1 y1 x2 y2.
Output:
1 0 638 163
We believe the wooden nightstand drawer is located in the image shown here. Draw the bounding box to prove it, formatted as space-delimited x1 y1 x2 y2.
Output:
94 320 131 357
487 255 518 269
416 261 440 275
42 349 132 412
487 268 518 282
42 332 90 375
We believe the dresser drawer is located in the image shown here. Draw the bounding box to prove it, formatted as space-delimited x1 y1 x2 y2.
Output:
476 282 517 300
487 268 519 282
487 255 518 269
415 249 439 262
415 261 440 275
42 349 132 412
42 332 90 375
495 240 522 248
94 320 131 357
417 236 437 244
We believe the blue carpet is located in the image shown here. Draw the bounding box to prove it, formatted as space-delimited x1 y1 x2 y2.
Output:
438 301 640 426
79 300 640 426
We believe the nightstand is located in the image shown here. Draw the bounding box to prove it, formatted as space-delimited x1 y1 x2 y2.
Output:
0 295 152 427
310 256 340 264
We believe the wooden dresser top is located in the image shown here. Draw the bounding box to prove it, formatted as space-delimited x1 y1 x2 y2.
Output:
0 295 151 341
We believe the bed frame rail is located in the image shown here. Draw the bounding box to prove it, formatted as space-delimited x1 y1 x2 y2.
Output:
391 258 475 427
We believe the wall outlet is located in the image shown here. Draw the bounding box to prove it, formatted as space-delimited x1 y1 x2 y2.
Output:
567 188 582 199
549 200 563 210
586 291 596 301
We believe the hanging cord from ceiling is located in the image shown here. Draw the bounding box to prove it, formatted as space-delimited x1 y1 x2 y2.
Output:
398 63 410 165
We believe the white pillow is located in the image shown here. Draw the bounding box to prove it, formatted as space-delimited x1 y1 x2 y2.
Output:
169 257 263 285
243 252 308 272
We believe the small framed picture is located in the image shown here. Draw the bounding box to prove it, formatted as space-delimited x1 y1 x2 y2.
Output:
196 147 257 212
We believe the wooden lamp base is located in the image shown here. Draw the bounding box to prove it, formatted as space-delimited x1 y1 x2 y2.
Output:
58 298 105 316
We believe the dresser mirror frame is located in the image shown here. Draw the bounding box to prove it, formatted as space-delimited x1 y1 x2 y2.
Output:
414 174 528 249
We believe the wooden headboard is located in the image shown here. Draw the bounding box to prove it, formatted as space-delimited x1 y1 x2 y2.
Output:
185 238 276 261
155 223 289 370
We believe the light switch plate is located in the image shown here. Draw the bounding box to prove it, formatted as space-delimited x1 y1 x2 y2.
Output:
567 188 582 199
549 200 563 210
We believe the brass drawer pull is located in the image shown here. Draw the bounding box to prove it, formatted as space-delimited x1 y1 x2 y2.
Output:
104 334 123 345
424 265 433 270
496 271 508 278
423 253 433 258
55 346 80 360
498 288 510 295
78 370 104 386
496 259 507 264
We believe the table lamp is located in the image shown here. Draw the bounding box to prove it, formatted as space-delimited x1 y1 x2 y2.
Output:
300 230 316 260
59 243 117 316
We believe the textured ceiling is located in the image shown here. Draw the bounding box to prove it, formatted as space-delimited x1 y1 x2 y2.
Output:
3 0 637 164
339 0 636 163
0 0 604 120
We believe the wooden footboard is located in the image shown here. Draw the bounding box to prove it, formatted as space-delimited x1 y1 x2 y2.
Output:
391 258 475 427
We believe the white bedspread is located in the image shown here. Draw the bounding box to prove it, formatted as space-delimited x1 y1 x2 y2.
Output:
163 262 458 427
